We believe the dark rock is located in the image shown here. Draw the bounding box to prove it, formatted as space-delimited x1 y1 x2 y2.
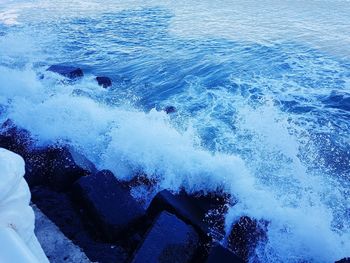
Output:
164 106 176 114
131 211 199 263
147 190 228 239
72 170 146 241
0 120 94 190
96 76 112 88
336 258 350 263
0 119 33 157
227 216 267 261
205 243 244 263
127 173 158 208
68 146 97 175
25 145 93 191
47 65 84 79
31 186 127 263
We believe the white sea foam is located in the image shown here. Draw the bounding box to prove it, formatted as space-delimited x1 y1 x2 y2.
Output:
0 63 349 262
1 0 350 262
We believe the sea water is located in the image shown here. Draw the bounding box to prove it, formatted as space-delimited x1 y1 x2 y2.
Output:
0 0 349 262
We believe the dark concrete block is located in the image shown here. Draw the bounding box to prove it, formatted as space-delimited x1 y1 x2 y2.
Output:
206 243 244 263
47 65 84 79
147 190 228 239
25 145 92 191
72 170 146 241
96 76 112 88
131 211 199 263
31 186 127 263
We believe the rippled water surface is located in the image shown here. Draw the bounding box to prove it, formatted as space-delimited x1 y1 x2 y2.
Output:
1 1 350 262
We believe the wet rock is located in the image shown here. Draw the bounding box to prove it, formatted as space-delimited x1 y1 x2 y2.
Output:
147 190 228 239
0 119 33 157
227 216 267 261
25 145 93 191
68 146 97 175
47 65 84 79
147 190 207 234
96 76 112 88
205 243 244 263
72 170 146 242
131 211 199 263
0 120 95 190
31 186 127 263
164 106 176 114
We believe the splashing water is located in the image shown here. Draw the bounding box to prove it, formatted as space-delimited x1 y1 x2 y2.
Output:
0 0 350 262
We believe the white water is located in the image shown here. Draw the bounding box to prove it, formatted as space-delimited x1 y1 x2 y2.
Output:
1 60 349 263
0 1 350 262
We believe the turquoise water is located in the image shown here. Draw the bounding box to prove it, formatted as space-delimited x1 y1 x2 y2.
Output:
0 1 350 262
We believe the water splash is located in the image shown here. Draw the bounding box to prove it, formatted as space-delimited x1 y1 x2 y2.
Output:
1 1 350 262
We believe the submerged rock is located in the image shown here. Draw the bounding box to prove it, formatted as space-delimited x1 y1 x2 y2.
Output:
131 211 199 263
96 76 112 88
164 106 176 114
72 170 146 242
47 65 84 79
205 243 244 263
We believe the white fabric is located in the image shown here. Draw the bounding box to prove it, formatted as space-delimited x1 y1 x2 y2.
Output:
0 148 49 262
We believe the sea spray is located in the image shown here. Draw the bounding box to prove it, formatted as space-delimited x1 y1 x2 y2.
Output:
1 0 350 262
1 65 349 262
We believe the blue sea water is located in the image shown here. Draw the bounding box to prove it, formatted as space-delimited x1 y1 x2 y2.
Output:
0 0 350 262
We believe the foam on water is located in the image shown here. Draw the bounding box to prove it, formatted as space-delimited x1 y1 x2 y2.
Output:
1 0 350 262
1 62 349 263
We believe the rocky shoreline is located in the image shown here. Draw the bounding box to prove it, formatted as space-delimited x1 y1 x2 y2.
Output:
0 118 247 263
1 65 349 263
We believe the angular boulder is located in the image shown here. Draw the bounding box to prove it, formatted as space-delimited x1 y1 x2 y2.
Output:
72 170 146 241
96 76 112 88
205 243 244 263
47 65 84 79
147 190 228 239
31 186 127 263
25 145 93 191
131 211 199 263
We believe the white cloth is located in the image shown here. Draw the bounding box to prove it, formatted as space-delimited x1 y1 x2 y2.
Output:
0 148 49 262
